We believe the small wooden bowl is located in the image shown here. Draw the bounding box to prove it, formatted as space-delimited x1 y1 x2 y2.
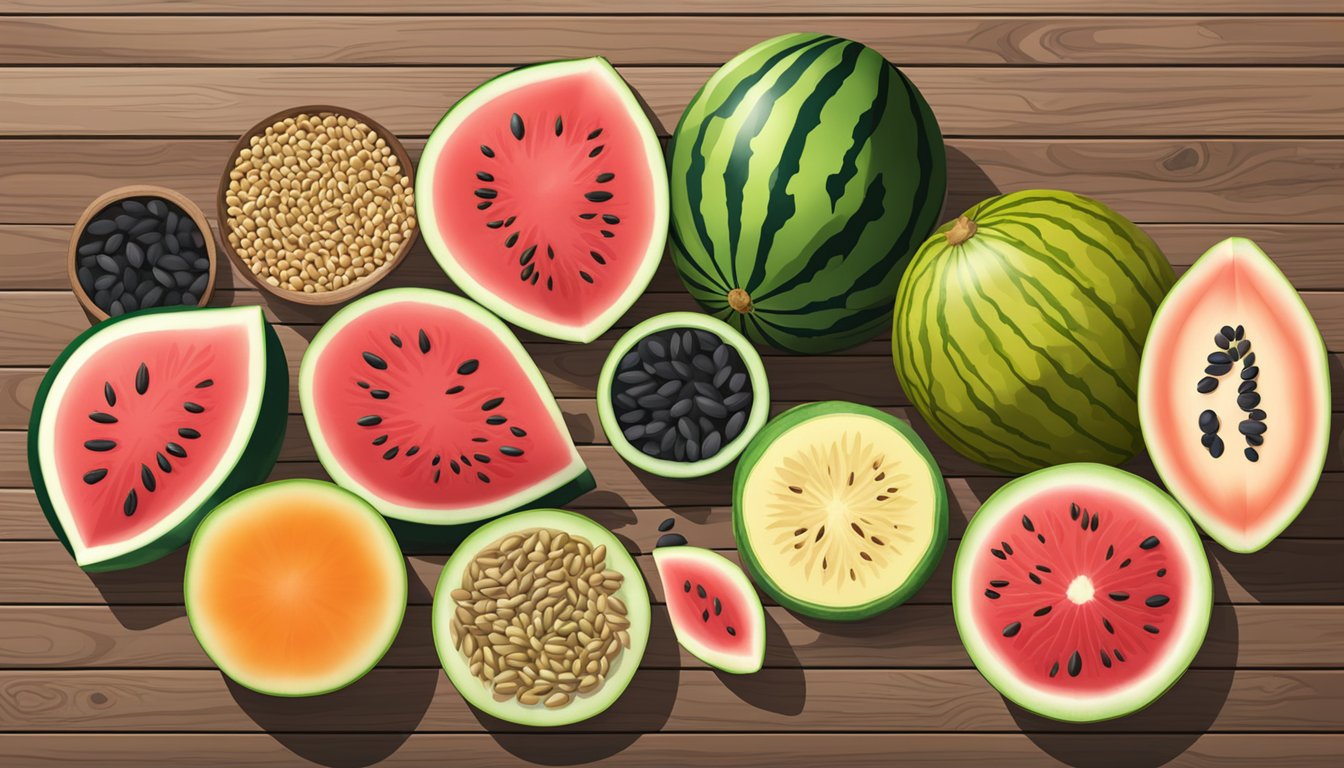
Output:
69 185 218 323
216 105 418 307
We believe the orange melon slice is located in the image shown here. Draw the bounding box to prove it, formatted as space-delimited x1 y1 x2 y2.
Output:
185 479 407 696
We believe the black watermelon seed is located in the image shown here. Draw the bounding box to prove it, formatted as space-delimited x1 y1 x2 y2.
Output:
165 442 186 458
1238 392 1262 411
658 533 688 548
478 203 493 213
178 428 200 440
724 392 752 412
725 411 747 441
702 610 709 622
1238 380 1257 394
554 115 563 136
103 382 116 407
701 432 722 457
473 453 490 463
96 254 121 274
148 199 167 217
1207 351 1231 365
1140 536 1160 549
486 415 507 426
1091 513 1099 532
446 385 464 395
1081 509 1090 530
1220 325 1236 339
1157 568 1167 578
726 626 737 636
156 452 171 473
580 213 598 220
87 219 117 236
682 580 691 593
183 401 204 414
477 171 495 183
1205 362 1233 376
1196 376 1218 394
1049 661 1059 678
1198 409 1219 434
590 250 607 265
1103 617 1114 634
1109 592 1130 601
480 144 494 158
1210 435 1225 458
389 333 403 348
475 188 498 200
1036 564 1052 573
587 129 603 140
985 589 1001 599
1146 595 1170 607
1228 345 1240 363
95 273 118 291
1120 558 1132 568
1239 419 1266 436
481 397 504 411
1144 624 1160 634
1034 605 1052 617
1021 515 1034 532
714 598 722 616
519 245 536 266
510 426 526 438
477 472 491 483
1114 648 1126 662
1029 572 1042 584
1245 447 1260 462
510 113 524 140
1248 409 1266 421
141 463 156 492
124 489 138 517
1068 650 1082 677
83 468 108 485
152 268 175 289
1214 333 1230 349
1101 650 1112 669
589 145 604 157
433 470 441 483
84 439 116 452
505 232 519 249
450 460 461 474
78 240 103 257
417 329 431 354
1002 541 1014 556
1106 544 1114 560
472 437 487 444
595 172 615 183
88 411 117 424
499 446 524 457
990 548 1006 560
115 215 137 231
371 390 389 400
579 271 594 283
357 415 383 427
458 359 480 375
135 363 149 395
486 219 504 229
380 446 398 460
362 352 387 370
1070 503 1080 520
990 580 1010 588
1002 622 1021 638
357 381 370 389
658 517 676 532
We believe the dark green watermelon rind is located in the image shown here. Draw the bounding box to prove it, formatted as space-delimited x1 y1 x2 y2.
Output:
891 190 1175 475
668 33 947 355
732 401 948 621
27 306 288 573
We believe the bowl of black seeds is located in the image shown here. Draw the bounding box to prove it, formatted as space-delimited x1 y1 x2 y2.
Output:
68 185 217 322
597 312 770 478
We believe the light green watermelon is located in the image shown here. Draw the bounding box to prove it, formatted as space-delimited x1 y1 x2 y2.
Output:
892 190 1175 474
669 33 946 355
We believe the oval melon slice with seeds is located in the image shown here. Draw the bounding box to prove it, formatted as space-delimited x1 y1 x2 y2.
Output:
732 401 948 620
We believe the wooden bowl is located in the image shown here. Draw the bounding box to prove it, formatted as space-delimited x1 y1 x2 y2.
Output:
216 105 418 307
68 184 218 323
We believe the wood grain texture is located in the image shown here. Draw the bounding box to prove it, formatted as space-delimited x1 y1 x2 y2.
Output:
2 1 1341 13
2 604 1339 670
1 668 1340 732
4 67 1342 138
2 139 1339 226
3 16 1342 65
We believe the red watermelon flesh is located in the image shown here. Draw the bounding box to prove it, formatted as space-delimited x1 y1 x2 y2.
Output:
418 58 667 343
55 327 250 547
301 288 591 526
653 546 765 675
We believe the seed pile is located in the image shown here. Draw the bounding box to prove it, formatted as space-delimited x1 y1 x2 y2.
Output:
448 527 632 708
224 112 415 294
74 197 210 316
1195 324 1265 462
611 327 753 462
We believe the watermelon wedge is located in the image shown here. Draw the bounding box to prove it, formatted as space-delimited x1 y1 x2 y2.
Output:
299 288 593 528
416 57 668 343
28 306 287 571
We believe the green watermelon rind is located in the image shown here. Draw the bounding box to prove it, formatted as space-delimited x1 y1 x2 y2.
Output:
184 479 408 698
892 189 1176 475
27 305 287 573
416 56 669 344
952 463 1213 723
732 401 948 621
668 33 947 355
299 287 593 530
596 311 771 479
652 546 766 675
431 508 651 726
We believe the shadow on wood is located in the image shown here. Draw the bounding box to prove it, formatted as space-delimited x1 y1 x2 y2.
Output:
943 143 1002 223
1012 559 1237 766
89 548 188 628
715 606 807 715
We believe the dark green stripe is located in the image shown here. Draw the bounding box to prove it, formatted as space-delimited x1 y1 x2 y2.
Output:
884 66 943 272
670 228 729 294
1005 208 1164 312
824 54 891 214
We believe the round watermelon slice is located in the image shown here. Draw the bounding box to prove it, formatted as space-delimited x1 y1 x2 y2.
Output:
28 305 287 571
416 57 668 343
953 463 1212 722
299 288 593 529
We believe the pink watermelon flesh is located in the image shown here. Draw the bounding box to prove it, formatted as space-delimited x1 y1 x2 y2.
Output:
659 551 755 659
307 300 574 513
966 483 1191 694
430 69 657 330
56 327 249 548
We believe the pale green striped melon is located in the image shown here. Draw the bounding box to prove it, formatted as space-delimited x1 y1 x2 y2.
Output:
892 190 1175 474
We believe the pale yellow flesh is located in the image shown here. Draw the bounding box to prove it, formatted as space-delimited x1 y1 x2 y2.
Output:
740 414 937 609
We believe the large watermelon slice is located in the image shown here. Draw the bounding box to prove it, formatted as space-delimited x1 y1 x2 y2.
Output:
417 57 668 343
28 306 287 571
299 288 593 529
953 464 1212 723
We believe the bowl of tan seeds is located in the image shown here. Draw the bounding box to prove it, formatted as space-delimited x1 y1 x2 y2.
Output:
432 509 651 726
218 106 417 305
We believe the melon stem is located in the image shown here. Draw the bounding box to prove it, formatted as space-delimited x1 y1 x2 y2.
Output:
727 288 753 314
945 215 978 246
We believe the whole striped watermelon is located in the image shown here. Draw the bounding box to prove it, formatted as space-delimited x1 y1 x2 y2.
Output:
892 190 1175 474
669 34 946 355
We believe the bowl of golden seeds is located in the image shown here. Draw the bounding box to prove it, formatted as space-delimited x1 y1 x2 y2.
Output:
218 106 417 306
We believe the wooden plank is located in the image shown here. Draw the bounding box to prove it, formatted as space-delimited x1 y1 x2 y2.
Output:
3 16 1341 66
4 67 1343 138
2 139 1338 225
8 223 1344 291
2 604 1338 670
1 540 1339 606
0 668 1339 732
1 734 1341 768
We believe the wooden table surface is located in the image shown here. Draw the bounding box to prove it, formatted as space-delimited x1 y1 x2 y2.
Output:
1 2 1342 766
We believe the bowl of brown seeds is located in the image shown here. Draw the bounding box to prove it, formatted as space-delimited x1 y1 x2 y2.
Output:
218 105 417 306
68 185 218 323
